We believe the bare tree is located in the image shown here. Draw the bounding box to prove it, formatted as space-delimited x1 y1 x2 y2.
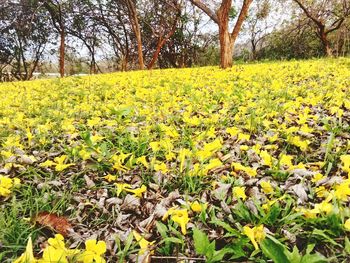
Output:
292 0 350 56
188 0 253 68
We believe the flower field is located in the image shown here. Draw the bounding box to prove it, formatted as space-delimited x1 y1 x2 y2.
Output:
1 59 350 262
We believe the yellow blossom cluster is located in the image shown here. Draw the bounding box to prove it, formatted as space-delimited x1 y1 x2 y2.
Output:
14 235 106 263
0 175 20 197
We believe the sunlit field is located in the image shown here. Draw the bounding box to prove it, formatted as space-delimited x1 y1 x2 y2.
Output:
1 58 350 262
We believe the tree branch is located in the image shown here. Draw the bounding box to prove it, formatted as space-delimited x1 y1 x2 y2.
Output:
189 0 219 24
230 0 253 42
326 17 345 34
293 0 324 28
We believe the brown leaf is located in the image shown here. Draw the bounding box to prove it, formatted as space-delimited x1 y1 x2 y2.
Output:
34 212 73 237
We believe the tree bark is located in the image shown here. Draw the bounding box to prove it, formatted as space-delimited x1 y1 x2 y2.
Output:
189 0 253 69
147 12 179 70
121 54 128 71
219 28 234 68
90 56 96 74
126 0 144 70
59 28 65 77
321 33 333 57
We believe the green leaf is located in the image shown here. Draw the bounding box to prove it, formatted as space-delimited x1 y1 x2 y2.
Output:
160 237 184 245
210 218 240 237
311 229 340 247
193 227 211 256
156 221 168 239
206 241 216 260
123 231 134 252
300 253 328 263
345 236 350 254
210 247 232 262
260 236 290 263
306 244 316 255
287 246 302 263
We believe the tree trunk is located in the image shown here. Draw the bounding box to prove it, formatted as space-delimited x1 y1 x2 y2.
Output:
219 27 234 68
251 39 257 60
319 31 333 57
135 29 144 70
121 54 128 71
147 39 164 69
59 29 65 77
90 58 96 74
126 0 144 70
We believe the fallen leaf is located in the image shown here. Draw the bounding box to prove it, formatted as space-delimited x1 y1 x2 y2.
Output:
290 184 308 204
84 175 95 188
212 183 231 200
34 212 73 237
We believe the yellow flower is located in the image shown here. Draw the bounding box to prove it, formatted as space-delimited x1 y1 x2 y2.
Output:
136 156 149 168
233 186 247 201
345 219 350 231
315 186 329 198
78 239 106 263
14 237 36 263
111 153 130 172
190 201 207 212
154 162 168 173
39 160 55 167
53 155 74 172
0 175 20 197
262 195 285 211
163 207 190 235
87 117 101 127
41 246 68 263
115 183 147 197
115 183 132 196
231 162 257 177
334 180 350 201
104 174 117 182
240 145 249 151
196 139 222 162
314 201 333 214
203 139 222 153
243 225 265 250
90 134 104 144
237 133 250 141
149 141 161 152
124 185 147 198
260 181 274 195
178 148 191 173
288 136 309 151
79 149 91 160
311 173 325 183
203 158 223 174
47 234 66 249
259 150 273 167
39 234 79 262
226 127 240 137
340 155 350 175
132 230 155 255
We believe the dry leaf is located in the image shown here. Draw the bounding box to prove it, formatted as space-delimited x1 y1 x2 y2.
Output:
34 212 73 237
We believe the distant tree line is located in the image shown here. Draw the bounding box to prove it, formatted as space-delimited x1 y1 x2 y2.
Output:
0 0 349 81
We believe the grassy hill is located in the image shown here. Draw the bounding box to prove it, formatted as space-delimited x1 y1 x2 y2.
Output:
1 58 350 262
